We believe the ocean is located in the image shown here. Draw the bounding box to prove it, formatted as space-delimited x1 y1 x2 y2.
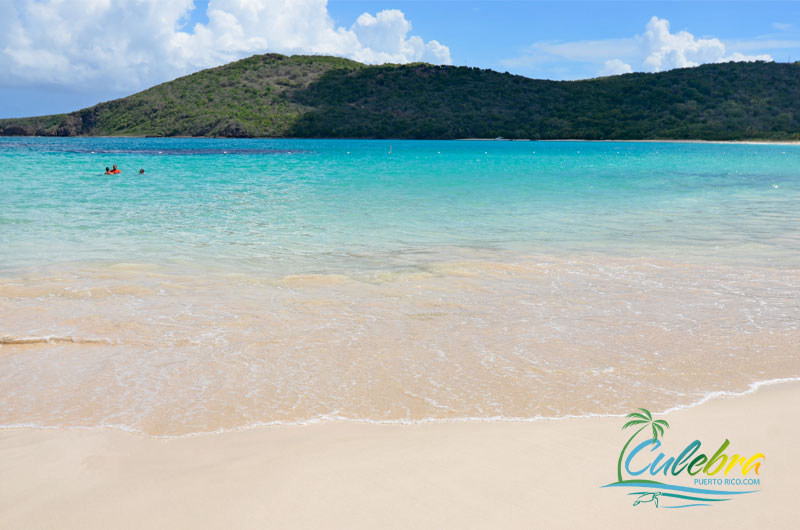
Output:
1 137 798 436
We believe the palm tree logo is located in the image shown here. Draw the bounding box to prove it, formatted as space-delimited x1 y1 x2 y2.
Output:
616 408 670 482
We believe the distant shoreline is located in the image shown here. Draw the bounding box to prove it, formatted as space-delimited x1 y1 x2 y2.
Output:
2 135 800 145
457 138 800 145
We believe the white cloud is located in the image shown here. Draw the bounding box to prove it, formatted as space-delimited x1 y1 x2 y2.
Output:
350 10 450 64
599 59 632 76
772 22 792 32
501 38 637 71
0 0 451 93
639 16 771 72
502 16 773 79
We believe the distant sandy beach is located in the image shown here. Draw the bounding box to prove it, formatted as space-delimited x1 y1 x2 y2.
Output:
594 139 800 146
458 138 800 145
1 380 795 529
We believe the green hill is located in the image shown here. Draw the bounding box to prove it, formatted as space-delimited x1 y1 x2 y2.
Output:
2 54 799 140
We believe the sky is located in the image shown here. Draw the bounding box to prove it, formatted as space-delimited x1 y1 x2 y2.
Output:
2 0 800 118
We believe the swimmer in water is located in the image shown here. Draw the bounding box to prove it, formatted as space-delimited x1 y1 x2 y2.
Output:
109 164 121 174
139 169 145 174
104 167 111 174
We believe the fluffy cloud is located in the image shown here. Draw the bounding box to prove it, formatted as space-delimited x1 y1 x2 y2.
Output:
639 16 771 72
0 0 451 93
599 59 632 76
350 10 450 64
502 16 773 79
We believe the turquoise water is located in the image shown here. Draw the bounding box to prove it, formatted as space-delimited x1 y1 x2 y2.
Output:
1 137 799 435
2 137 798 274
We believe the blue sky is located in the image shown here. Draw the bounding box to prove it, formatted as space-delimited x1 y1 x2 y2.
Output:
2 1 799 118
326 1 800 75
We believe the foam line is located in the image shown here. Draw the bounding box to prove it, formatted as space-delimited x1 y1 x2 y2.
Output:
0 335 114 345
1 376 798 439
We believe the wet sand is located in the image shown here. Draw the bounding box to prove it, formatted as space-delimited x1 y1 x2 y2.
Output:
2 257 798 435
1 380 795 529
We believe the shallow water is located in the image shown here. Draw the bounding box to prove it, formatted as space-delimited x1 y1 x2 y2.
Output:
1 138 798 435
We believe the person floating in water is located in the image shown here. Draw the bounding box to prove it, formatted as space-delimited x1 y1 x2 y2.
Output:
104 167 111 175
109 164 121 174
139 169 145 174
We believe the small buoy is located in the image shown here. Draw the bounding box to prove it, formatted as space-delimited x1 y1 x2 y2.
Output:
773 185 780 188
346 151 350 154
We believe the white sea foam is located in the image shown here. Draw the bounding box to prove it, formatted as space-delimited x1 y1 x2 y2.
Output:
1 377 798 440
0 335 115 345
2 252 798 437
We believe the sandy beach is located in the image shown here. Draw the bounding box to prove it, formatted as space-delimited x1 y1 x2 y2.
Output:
457 138 800 145
1 380 795 529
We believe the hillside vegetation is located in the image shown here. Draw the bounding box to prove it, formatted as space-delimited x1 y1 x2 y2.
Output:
2 54 799 140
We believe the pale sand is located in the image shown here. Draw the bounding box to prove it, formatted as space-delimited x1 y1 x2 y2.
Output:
457 138 800 145
1 381 796 529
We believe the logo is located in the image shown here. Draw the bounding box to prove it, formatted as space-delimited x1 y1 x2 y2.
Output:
601 408 764 509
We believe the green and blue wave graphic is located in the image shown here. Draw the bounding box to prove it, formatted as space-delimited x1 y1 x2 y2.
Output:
602 481 759 509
